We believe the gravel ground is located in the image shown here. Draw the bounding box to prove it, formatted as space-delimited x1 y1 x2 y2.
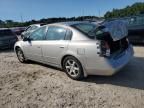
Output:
0 47 144 108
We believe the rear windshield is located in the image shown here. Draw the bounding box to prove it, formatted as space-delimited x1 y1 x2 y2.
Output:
72 23 97 39
0 29 14 37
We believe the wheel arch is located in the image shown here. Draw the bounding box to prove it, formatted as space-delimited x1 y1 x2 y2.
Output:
14 41 23 52
15 46 20 52
61 54 75 68
61 54 88 77
14 45 24 53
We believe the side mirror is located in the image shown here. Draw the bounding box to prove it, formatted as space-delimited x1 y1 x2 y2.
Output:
23 36 31 41
21 34 24 39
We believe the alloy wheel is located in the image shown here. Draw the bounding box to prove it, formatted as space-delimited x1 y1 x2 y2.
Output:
65 59 80 77
17 49 25 62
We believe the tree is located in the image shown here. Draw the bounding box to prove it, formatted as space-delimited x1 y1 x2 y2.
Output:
104 2 144 19
0 20 5 28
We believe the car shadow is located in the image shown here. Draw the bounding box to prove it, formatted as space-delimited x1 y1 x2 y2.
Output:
83 56 144 90
29 56 144 90
28 60 63 71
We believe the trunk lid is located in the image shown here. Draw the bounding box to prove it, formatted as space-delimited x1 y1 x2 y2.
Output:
96 20 129 57
102 20 128 41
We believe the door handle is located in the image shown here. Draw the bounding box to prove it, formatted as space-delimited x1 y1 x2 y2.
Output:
59 46 65 48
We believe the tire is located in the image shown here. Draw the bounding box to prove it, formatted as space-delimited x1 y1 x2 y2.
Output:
63 56 84 80
16 48 27 63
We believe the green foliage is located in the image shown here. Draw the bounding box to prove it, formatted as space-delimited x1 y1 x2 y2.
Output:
104 2 144 19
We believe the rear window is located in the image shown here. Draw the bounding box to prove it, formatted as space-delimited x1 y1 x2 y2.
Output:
0 29 14 37
72 23 97 39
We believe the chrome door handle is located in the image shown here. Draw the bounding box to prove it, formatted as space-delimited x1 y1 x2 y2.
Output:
37 46 41 48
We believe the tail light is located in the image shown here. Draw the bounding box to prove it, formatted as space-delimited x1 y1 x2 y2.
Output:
100 40 111 57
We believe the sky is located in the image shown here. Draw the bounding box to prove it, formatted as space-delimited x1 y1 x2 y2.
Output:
0 0 144 22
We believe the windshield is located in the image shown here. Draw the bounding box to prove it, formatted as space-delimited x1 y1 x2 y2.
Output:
72 23 97 39
0 29 14 37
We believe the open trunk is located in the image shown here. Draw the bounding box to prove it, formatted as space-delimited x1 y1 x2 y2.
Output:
96 20 129 57
97 32 128 55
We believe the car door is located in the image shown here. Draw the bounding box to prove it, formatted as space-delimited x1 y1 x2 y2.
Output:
23 26 47 61
42 25 71 65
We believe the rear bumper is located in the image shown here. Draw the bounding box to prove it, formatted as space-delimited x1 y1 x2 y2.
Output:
105 45 134 75
87 45 134 76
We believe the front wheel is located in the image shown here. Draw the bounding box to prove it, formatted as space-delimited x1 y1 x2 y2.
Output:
16 48 27 63
63 56 84 80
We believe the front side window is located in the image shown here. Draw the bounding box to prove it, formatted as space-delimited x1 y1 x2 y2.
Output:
46 26 67 40
25 26 30 31
26 26 33 31
30 26 39 31
26 26 38 32
29 26 46 41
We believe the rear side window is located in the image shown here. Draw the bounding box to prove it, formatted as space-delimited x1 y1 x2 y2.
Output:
0 29 14 37
73 23 96 34
72 23 97 39
46 26 67 40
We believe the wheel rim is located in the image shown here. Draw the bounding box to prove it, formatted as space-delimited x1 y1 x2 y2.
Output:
65 59 80 77
17 50 24 62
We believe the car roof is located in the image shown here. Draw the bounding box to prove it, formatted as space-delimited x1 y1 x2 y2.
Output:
30 24 41 26
30 23 46 26
51 21 96 26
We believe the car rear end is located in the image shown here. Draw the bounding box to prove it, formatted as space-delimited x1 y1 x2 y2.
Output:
0 29 18 49
95 34 133 75
93 20 134 75
72 21 133 76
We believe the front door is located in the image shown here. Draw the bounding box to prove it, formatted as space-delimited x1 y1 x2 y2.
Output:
23 26 47 61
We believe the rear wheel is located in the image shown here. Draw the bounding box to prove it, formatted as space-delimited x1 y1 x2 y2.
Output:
16 48 27 63
63 56 84 80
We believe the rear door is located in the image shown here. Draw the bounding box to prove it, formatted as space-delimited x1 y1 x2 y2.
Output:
42 25 70 65
23 26 47 61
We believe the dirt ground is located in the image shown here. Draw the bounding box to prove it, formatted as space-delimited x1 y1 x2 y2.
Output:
0 47 144 108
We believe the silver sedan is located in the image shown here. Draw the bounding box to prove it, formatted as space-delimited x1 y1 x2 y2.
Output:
14 21 134 80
